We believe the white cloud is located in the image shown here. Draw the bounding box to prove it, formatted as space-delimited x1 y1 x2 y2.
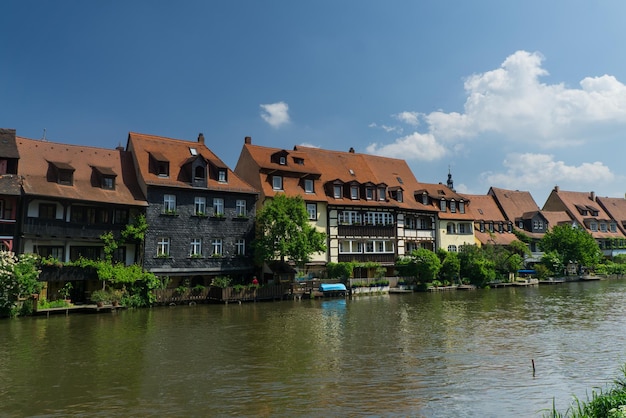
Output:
298 142 319 148
260 101 290 128
366 132 446 161
369 50 626 160
394 111 420 126
368 122 402 134
482 153 615 191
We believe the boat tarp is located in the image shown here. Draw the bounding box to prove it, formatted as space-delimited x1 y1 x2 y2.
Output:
319 283 347 292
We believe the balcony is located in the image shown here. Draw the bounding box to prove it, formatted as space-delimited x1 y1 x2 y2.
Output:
23 217 124 239
0 219 17 237
338 224 395 237
338 253 396 264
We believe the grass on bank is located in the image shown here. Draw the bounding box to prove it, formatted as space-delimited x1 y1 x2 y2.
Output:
546 365 626 417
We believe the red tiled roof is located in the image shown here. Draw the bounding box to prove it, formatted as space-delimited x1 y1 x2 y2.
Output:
17 136 147 206
128 132 257 194
596 196 626 235
488 187 540 221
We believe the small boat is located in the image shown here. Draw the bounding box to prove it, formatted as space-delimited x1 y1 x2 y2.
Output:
319 283 347 297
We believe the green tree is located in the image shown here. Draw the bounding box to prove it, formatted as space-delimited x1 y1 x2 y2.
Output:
253 194 326 265
539 224 602 271
0 252 42 317
397 248 441 283
458 245 496 287
439 251 460 284
326 262 354 281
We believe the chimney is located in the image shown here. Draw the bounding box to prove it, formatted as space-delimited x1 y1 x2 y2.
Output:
348 147 355 153
198 133 205 144
590 191 595 201
116 142 125 151
245 136 252 145
554 185 560 193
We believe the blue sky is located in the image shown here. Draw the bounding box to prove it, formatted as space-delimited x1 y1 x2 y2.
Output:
3 1 626 205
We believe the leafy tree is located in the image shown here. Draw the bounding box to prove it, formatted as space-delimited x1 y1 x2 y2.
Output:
458 245 496 287
539 224 602 271
121 214 148 265
439 251 460 284
326 262 354 281
253 194 326 265
397 248 441 283
0 252 42 317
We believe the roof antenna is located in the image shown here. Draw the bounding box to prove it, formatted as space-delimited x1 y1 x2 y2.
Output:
42 128 47 141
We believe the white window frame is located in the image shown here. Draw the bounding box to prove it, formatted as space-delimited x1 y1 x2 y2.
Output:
163 194 176 213
333 185 342 198
306 203 317 220
211 239 223 256
378 187 386 201
440 199 446 212
190 238 202 257
447 245 457 252
339 240 362 254
339 211 361 225
157 237 170 257
364 239 394 253
590 221 598 232
273 175 283 190
450 200 456 213
304 179 314 193
459 201 465 214
350 185 359 200
236 199 246 217
194 197 206 215
213 198 224 216
235 239 246 256
218 169 227 183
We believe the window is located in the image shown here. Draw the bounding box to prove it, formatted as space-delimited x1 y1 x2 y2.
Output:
102 176 115 190
350 186 359 200
39 203 57 219
279 156 286 165
378 187 386 201
163 194 176 213
213 198 224 216
489 222 494 232
406 241 418 253
480 222 485 233
447 223 456 234
440 199 447 212
58 169 73 185
610 222 617 232
236 200 246 217
416 218 430 230
70 246 102 261
498 223 503 233
459 223 468 234
194 166 205 181
306 203 317 220
458 201 465 214
447 245 458 252
422 193 428 205
339 240 362 253
157 161 169 177
366 188 374 200
195 197 206 215
333 185 342 198
364 240 394 253
0 200 4 219
600 222 608 232
405 217 416 229
273 175 283 190
339 211 361 225
363 212 393 225
235 239 246 256
518 221 524 229
396 190 403 202
537 220 544 230
34 245 64 260
218 169 227 183
590 221 598 232
211 239 223 256
304 179 314 193
190 239 202 257
450 200 456 213
114 209 128 224
157 237 170 257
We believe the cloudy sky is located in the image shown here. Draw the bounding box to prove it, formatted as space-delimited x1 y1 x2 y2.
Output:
3 1 626 205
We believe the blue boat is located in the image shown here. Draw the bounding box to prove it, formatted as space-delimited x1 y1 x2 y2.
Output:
319 283 347 296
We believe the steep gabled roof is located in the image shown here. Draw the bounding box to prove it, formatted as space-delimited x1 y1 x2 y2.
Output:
462 194 517 246
17 136 147 206
488 187 540 221
596 196 626 235
543 187 624 239
127 132 257 194
414 182 473 220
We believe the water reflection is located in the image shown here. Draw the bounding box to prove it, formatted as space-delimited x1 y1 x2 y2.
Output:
1 280 626 417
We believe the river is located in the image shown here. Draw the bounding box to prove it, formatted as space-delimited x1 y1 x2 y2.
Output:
2 279 626 417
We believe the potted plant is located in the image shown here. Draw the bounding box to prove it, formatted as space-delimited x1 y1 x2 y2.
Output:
109 289 123 306
91 289 110 307
58 282 73 302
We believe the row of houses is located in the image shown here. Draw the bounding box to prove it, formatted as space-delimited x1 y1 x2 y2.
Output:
2 127 626 301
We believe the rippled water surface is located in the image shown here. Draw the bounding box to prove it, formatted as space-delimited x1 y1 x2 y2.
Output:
2 279 626 417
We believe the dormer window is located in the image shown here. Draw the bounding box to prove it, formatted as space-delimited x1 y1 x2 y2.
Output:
458 201 465 214
422 193 428 206
273 175 283 190
304 179 314 193
378 187 386 201
396 190 403 202
48 161 75 186
279 156 286 165
294 157 304 165
91 166 117 190
350 185 359 200
333 185 342 199
366 188 374 200
450 200 456 213
149 152 170 177
194 166 206 181
218 169 227 183
102 177 115 190
440 199 447 212
480 222 485 232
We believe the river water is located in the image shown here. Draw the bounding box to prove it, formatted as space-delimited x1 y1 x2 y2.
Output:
2 279 626 417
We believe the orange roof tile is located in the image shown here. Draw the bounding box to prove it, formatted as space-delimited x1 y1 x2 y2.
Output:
17 136 147 206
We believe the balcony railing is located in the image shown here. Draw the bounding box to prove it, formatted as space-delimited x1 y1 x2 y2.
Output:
337 224 395 237
338 253 396 264
23 217 124 239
